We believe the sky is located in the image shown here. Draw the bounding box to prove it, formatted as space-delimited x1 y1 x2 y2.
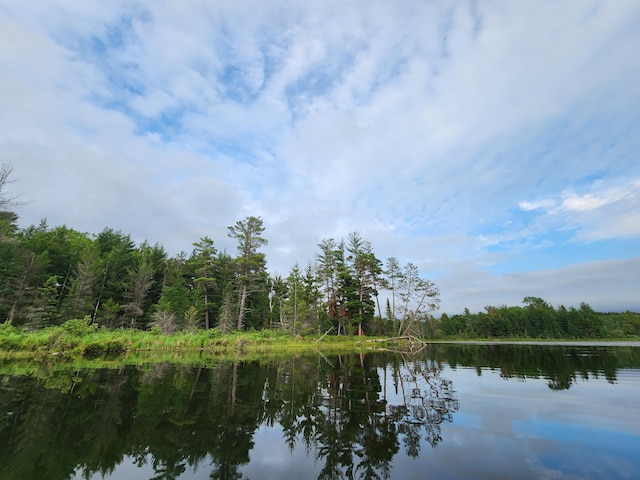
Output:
1 0 639 315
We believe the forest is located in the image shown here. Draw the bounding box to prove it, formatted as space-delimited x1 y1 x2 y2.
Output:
1 164 639 340
0 210 438 337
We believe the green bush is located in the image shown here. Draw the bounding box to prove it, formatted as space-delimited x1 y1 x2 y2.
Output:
61 317 98 337
0 323 25 350
0 322 17 335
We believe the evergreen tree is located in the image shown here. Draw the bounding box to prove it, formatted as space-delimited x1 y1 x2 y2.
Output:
384 257 402 332
284 264 304 334
217 282 236 333
301 262 322 333
316 238 340 327
0 211 22 321
63 243 100 321
158 252 194 320
190 237 217 329
346 232 380 334
5 250 45 325
93 228 136 325
25 275 61 328
227 216 268 331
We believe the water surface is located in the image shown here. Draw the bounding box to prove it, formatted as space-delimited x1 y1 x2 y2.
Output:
1 344 639 479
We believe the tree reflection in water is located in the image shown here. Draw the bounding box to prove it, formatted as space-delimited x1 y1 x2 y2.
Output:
0 351 458 480
269 352 458 480
3 344 638 479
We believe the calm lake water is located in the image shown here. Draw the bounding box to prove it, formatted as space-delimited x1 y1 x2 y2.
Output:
1 343 639 480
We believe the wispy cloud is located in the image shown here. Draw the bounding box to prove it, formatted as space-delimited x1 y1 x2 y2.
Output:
2 0 639 313
517 178 640 242
518 200 556 212
558 181 638 213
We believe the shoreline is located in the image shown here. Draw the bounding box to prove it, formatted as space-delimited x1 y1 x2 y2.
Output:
430 340 640 347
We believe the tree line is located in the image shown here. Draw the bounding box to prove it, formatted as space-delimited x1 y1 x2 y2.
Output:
1 208 438 336
438 297 640 339
1 164 638 338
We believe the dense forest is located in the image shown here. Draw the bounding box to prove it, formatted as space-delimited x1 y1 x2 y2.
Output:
0 211 438 337
438 299 640 339
1 164 638 339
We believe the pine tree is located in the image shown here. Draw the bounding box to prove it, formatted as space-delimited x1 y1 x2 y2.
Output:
227 216 267 331
191 237 217 329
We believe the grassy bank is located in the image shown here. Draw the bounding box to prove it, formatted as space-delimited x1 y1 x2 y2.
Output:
0 320 397 363
3 320 638 368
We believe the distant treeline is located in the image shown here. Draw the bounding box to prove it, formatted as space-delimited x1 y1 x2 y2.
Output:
436 297 640 339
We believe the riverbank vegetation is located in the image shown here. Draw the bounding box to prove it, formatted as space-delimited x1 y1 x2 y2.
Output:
0 320 396 362
1 164 638 358
1 305 639 362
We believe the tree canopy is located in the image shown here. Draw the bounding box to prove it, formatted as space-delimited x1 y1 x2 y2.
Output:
1 173 636 338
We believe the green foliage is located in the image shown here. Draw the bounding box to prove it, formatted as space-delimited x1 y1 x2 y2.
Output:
1 207 634 344
61 317 98 336
438 298 639 340
0 322 25 350
227 216 268 331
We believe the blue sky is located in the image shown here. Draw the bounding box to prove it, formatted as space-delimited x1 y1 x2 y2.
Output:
1 0 639 314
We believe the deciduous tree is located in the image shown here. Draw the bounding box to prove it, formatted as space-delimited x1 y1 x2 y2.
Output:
0 164 23 211
396 262 440 337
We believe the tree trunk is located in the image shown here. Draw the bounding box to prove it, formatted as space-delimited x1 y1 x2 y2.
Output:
203 288 210 329
8 252 37 325
237 284 247 330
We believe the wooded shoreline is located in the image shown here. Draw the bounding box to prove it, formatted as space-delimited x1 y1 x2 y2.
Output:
1 199 639 342
2 321 638 364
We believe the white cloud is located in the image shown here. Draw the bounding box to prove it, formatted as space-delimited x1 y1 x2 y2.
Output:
515 178 640 242
518 200 556 212
2 0 639 312
559 183 636 213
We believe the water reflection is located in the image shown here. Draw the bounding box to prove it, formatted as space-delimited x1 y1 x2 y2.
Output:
439 343 640 389
0 344 639 479
0 352 457 480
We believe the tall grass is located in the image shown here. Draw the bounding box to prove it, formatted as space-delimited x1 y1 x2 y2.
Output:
0 319 391 363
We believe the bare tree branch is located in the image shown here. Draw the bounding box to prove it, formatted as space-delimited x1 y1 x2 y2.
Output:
0 164 24 210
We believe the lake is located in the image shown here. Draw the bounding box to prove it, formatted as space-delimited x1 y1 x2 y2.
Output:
1 343 639 479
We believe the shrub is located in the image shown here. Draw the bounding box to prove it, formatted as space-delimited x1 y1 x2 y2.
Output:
0 323 24 350
61 317 98 337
